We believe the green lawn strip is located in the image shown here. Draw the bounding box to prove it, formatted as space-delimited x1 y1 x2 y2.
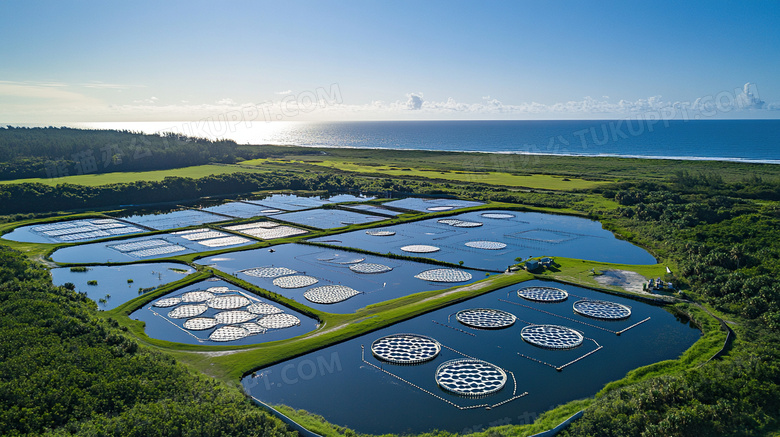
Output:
0 164 268 186
531 257 671 297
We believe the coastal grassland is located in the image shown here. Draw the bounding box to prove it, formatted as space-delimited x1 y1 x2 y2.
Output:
0 164 267 186
240 158 609 191
238 145 780 184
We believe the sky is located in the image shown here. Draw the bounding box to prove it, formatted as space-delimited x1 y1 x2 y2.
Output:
1 0 779 123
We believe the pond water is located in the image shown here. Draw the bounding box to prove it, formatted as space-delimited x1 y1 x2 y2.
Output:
310 210 656 270
245 194 375 212
3 218 145 244
196 243 482 313
242 279 700 434
130 278 318 345
201 201 283 219
51 228 255 264
383 197 485 212
345 204 403 216
117 209 228 230
50 262 195 310
275 209 387 229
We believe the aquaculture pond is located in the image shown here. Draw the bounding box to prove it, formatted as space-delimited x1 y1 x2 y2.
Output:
311 210 657 270
245 194 375 212
242 279 700 434
200 201 283 219
117 209 228 230
196 243 481 313
274 208 387 229
3 218 145 244
382 197 484 212
131 279 317 345
344 204 403 217
50 263 195 310
50 228 255 264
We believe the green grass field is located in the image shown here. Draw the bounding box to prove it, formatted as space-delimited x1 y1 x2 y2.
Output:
0 164 267 187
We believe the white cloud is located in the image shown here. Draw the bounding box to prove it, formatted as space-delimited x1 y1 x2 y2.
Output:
275 90 292 95
406 92 424 110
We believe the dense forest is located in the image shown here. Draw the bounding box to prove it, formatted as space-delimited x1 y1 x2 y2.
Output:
0 247 294 436
1 131 779 435
0 127 244 179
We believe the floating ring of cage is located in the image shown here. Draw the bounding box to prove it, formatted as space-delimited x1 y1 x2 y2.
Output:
179 291 215 302
414 268 473 283
456 308 517 329
573 299 631 320
464 240 507 250
435 359 507 397
272 275 319 289
243 267 297 278
521 324 584 349
214 310 256 324
349 263 393 274
401 244 440 253
427 206 454 211
209 325 249 342
324 257 365 265
241 322 265 335
452 220 483 228
437 218 461 225
207 295 251 310
257 313 300 329
168 304 208 319
366 229 396 236
304 285 361 304
153 297 181 308
517 286 569 303
370 334 441 364
247 302 284 315
183 317 218 331
206 286 231 294
481 212 516 219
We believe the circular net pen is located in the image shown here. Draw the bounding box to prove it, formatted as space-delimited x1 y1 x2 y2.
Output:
153 297 181 308
452 220 483 228
209 325 249 342
180 291 215 303
371 334 441 364
401 244 440 253
415 268 473 283
247 302 284 315
437 219 461 225
456 308 516 329
517 286 569 303
349 263 393 274
207 295 251 310
241 322 265 335
521 324 584 349
427 206 454 211
435 359 507 397
304 285 361 304
183 317 218 331
206 286 231 294
214 310 256 324
168 304 208 319
465 240 507 250
366 229 396 236
257 313 301 329
481 212 516 219
573 299 631 320
320 257 365 265
243 267 297 278
272 275 319 289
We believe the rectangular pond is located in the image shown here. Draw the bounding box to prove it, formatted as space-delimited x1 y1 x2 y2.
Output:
222 221 309 240
118 209 228 230
3 218 145 244
310 209 657 270
51 228 255 264
344 204 403 217
130 278 318 346
274 208 387 230
200 201 283 219
242 279 701 434
382 197 484 213
196 243 482 313
245 194 331 211
50 262 195 310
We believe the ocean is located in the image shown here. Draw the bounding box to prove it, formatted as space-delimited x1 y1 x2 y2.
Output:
39 119 780 164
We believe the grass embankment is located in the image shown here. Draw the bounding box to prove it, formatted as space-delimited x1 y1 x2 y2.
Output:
0 164 267 186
